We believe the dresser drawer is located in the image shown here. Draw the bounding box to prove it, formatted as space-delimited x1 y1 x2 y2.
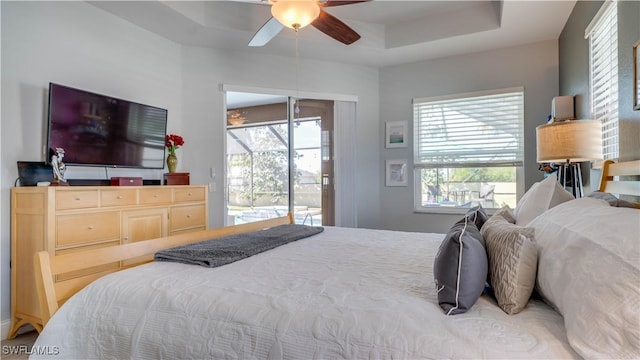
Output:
101 189 137 207
174 187 205 203
55 190 99 210
56 212 120 247
170 204 206 232
140 188 172 204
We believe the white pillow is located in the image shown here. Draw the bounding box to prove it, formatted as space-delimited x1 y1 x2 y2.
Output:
514 175 574 226
529 197 640 359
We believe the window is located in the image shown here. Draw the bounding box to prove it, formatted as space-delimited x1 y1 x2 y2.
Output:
413 87 524 212
586 1 618 160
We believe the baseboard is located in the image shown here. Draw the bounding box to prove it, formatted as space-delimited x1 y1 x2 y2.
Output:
1 319 11 340
1 319 35 340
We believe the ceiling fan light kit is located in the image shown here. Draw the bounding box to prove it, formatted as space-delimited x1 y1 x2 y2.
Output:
271 0 320 30
249 0 368 47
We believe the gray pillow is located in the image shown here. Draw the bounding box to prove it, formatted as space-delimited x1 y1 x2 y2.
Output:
480 207 537 315
433 217 488 315
587 191 637 208
462 205 489 230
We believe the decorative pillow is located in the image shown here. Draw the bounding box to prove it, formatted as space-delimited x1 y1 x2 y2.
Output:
433 217 488 315
514 175 574 226
488 205 516 223
529 197 640 359
480 206 537 315
462 205 489 230
587 191 637 208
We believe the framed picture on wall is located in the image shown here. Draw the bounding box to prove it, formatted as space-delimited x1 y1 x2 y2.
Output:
634 40 640 111
385 121 408 148
385 159 408 186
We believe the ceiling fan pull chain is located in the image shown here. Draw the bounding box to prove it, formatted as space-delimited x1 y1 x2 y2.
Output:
294 30 301 115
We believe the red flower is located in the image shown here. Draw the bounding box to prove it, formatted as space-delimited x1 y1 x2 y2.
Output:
165 134 184 155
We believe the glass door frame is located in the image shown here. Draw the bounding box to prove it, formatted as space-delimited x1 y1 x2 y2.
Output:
222 84 358 226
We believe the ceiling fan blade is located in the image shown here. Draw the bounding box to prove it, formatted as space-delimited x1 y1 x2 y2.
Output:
311 9 361 45
248 17 285 47
321 0 369 7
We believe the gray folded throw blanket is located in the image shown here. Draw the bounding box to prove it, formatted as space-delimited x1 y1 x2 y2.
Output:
154 224 324 268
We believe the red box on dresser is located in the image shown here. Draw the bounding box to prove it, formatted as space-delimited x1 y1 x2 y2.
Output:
164 172 190 185
110 177 143 186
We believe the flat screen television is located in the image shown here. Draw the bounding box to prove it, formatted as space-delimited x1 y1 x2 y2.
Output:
46 83 168 169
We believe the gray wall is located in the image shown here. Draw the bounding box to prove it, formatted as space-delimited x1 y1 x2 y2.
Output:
558 0 640 196
558 1 602 121
616 0 640 162
559 0 640 162
378 40 559 233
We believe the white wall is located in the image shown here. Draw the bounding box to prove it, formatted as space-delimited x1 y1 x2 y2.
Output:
0 1 381 334
378 40 560 233
0 1 183 336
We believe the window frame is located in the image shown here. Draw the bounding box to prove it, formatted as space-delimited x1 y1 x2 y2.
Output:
412 87 525 214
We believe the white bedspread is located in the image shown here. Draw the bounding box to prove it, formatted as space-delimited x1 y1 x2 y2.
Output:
32 227 578 359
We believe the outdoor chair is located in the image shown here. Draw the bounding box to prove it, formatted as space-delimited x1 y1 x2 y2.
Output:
470 184 495 207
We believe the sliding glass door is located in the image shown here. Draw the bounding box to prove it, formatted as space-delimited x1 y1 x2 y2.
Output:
292 99 335 226
225 92 334 226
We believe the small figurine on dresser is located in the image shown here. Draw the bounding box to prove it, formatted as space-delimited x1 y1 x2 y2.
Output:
50 147 68 185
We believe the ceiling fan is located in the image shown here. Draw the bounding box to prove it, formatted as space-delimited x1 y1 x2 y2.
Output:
248 0 369 47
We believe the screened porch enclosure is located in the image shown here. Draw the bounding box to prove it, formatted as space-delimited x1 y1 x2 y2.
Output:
418 167 516 209
226 117 323 225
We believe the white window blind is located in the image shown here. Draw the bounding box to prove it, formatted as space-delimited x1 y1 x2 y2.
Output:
587 1 618 160
413 88 524 168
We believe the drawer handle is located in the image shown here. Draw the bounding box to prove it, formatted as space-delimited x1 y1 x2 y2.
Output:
186 214 192 218
75 197 81 201
188 192 192 196
87 225 94 230
153 194 159 198
117 195 123 199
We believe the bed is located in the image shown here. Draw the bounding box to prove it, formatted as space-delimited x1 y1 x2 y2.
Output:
31 160 640 359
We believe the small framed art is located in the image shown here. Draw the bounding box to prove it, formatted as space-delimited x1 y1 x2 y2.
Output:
634 40 640 111
385 121 408 148
385 159 408 187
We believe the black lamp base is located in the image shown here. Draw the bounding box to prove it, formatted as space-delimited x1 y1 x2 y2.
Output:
557 162 583 198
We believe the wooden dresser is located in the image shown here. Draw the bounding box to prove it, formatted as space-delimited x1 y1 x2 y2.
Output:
9 185 208 338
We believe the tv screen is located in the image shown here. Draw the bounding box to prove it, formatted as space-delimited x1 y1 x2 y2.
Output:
46 83 168 169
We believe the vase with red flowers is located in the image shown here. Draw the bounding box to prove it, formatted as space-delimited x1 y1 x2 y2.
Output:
165 134 184 173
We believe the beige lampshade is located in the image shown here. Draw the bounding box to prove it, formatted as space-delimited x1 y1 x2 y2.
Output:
536 120 603 163
271 0 320 30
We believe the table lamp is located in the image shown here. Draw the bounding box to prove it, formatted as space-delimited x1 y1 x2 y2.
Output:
536 120 603 197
